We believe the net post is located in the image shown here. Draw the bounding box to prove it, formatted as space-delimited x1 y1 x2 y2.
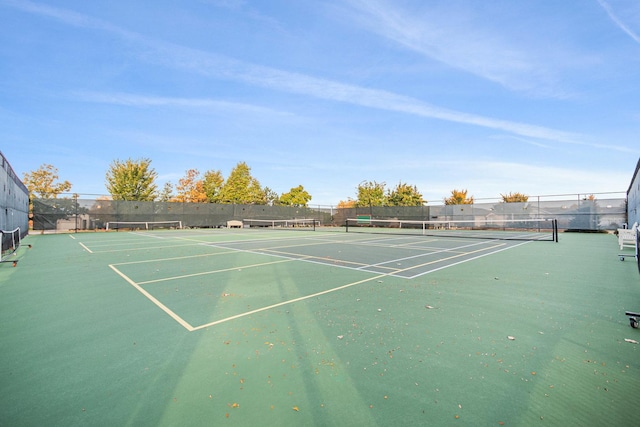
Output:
345 219 349 233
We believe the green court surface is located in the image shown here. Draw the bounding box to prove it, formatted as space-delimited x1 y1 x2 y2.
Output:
1 228 639 426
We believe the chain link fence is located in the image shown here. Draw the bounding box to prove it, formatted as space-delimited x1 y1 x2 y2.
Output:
32 195 627 233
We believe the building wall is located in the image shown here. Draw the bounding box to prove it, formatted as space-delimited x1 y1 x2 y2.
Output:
627 158 640 227
1 151 30 236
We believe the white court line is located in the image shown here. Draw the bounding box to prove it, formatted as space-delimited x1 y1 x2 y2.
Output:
109 264 195 331
385 243 510 278
190 273 387 331
356 240 504 270
111 249 239 266
79 242 93 253
106 230 535 331
208 243 404 275
210 237 504 278
138 257 299 285
80 242 207 254
260 247 400 272
190 241 524 330
407 240 532 278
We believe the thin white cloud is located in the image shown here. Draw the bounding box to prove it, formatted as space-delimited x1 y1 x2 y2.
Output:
199 0 246 10
2 0 628 152
341 0 565 96
597 0 640 44
74 91 292 116
1 0 142 41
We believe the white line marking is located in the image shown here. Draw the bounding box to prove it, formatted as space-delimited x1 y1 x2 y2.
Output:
104 229 536 331
138 257 298 285
109 264 195 331
111 249 239 266
190 273 387 331
79 242 93 253
407 241 532 278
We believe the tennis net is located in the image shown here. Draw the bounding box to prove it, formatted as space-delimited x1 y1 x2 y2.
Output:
105 220 183 231
242 218 317 230
345 218 558 241
1 227 21 262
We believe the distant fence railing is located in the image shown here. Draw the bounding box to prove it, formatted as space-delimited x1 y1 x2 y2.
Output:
32 194 628 233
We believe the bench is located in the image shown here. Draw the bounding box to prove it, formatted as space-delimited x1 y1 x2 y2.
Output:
618 222 638 250
226 220 243 229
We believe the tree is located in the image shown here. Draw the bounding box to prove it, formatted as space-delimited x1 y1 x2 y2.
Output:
218 162 264 204
263 187 279 206
444 189 474 205
337 199 356 208
174 169 207 203
279 185 312 207
387 182 425 206
501 192 528 203
203 170 224 203
356 181 387 207
159 182 174 202
105 158 158 201
22 164 72 198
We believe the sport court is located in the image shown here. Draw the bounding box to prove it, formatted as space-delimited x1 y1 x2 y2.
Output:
100 227 537 331
1 225 639 426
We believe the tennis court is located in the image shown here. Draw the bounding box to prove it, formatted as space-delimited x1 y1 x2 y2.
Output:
1 226 640 426
98 228 540 331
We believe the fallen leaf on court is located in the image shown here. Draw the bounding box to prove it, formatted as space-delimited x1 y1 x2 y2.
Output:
624 338 639 344
425 305 435 309
337 335 344 340
293 406 299 411
507 336 515 340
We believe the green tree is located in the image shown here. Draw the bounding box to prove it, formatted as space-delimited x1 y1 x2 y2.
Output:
105 158 158 201
218 162 264 204
500 192 528 203
159 182 174 202
263 187 279 206
22 163 72 198
356 181 387 207
279 185 312 207
203 170 224 203
444 189 474 205
387 182 425 206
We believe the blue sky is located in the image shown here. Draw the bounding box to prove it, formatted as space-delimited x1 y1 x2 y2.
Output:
1 0 639 206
